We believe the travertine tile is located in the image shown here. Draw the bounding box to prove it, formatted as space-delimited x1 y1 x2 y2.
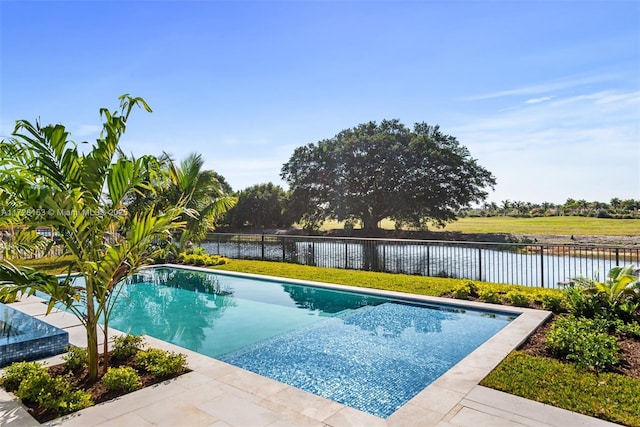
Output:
135 399 218 426
196 394 280 427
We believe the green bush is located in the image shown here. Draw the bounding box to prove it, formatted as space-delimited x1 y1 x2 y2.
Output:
63 345 88 371
479 289 501 304
453 281 478 299
503 290 530 307
565 285 610 319
608 318 640 339
111 334 145 361
135 348 188 377
101 366 142 392
15 370 93 415
537 292 566 313
180 253 228 267
546 316 620 371
0 361 47 391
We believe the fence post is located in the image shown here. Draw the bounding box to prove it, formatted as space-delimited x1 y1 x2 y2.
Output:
615 248 619 266
426 245 430 276
478 247 482 281
261 234 265 260
345 242 348 269
540 245 545 288
282 237 286 261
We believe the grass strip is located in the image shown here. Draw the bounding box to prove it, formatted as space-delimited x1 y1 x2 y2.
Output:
481 352 640 427
6 256 74 275
212 259 473 296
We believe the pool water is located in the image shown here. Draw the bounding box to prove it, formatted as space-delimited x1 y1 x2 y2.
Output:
57 267 516 418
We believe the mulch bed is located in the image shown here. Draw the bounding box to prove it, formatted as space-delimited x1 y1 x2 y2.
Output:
517 314 640 378
15 352 190 423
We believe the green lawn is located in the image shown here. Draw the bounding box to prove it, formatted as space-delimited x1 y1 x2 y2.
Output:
440 216 640 236
321 216 640 236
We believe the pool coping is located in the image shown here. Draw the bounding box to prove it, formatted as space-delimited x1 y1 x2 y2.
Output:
0 265 593 426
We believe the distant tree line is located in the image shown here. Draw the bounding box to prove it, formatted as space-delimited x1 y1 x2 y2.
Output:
466 198 640 219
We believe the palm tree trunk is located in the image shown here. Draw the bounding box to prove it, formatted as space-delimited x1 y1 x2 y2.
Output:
85 283 100 381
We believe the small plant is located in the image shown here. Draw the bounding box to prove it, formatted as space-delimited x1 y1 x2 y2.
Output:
479 289 501 304
503 290 530 307
453 281 478 299
570 265 640 322
0 361 47 391
136 348 188 377
102 366 142 393
565 284 610 319
180 253 228 266
537 292 566 313
15 369 93 415
63 345 88 371
608 318 640 339
546 316 619 371
111 334 145 361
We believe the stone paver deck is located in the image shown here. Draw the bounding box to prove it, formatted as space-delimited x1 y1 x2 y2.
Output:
1 276 622 427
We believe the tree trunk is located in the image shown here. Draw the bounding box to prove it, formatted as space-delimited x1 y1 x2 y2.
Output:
85 292 100 381
101 320 110 376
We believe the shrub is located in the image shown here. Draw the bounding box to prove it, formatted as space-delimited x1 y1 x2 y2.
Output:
102 366 142 392
503 290 530 307
0 361 46 391
569 265 640 322
546 316 619 371
63 345 88 371
111 334 145 361
453 281 478 299
479 289 501 304
15 370 93 415
180 253 228 267
136 348 188 377
565 285 610 319
537 292 566 313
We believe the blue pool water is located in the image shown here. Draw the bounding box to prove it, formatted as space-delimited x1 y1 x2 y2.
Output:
54 267 516 418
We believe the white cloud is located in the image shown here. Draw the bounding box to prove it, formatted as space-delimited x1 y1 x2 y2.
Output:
525 96 553 105
453 88 640 203
467 73 621 101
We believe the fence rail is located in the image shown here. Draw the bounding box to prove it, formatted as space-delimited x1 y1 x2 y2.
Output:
202 233 640 289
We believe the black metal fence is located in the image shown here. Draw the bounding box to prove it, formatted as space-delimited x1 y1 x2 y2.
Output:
201 233 640 289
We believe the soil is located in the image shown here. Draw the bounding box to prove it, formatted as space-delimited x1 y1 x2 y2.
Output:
10 352 190 423
517 314 640 378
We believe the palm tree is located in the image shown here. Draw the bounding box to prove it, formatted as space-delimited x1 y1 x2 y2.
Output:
0 95 185 380
160 153 236 247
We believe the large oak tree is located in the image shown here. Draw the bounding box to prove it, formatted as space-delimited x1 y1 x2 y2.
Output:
281 119 496 231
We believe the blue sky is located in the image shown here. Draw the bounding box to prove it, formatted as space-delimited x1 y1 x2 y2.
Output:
1 0 638 205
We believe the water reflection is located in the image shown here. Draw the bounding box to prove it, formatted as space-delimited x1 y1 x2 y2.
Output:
280 284 386 314
112 269 236 351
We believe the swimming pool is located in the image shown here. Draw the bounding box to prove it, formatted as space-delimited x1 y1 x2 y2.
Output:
57 266 517 418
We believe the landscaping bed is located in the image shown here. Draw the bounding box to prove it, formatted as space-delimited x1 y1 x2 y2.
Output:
519 314 640 379
1 337 190 423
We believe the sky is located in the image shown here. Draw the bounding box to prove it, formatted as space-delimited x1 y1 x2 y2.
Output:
1 0 638 205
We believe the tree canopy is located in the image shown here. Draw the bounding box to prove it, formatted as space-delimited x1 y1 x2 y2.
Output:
0 95 186 379
225 182 291 229
281 119 496 230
